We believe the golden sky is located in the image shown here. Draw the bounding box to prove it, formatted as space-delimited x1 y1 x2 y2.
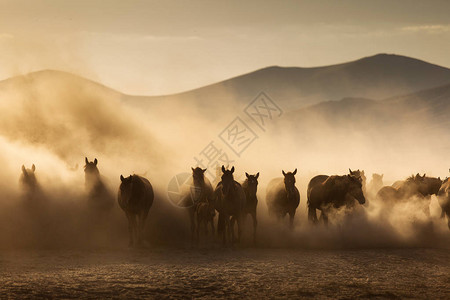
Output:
1 0 449 95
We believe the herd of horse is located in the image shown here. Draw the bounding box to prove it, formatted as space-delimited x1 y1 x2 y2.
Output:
19 158 450 247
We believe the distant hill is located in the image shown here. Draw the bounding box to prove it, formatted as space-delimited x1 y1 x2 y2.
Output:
274 83 450 153
124 53 450 111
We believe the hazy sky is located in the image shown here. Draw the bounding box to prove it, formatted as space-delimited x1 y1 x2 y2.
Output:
1 0 449 95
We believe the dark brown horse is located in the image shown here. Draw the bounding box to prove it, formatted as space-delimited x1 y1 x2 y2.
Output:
266 169 300 229
196 201 216 239
214 166 246 245
118 174 154 246
416 175 442 216
84 157 114 211
307 174 365 225
188 167 214 243
242 172 259 243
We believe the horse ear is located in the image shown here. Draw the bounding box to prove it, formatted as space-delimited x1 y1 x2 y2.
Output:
31 164 35 172
245 172 250 178
22 165 26 174
293 168 297 175
282 170 286 176
94 158 98 165
361 170 365 175
120 175 124 182
85 157 88 164
191 167 195 172
202 168 207 173
381 174 384 178
349 168 352 173
256 172 259 179
230 166 234 173
221 165 226 173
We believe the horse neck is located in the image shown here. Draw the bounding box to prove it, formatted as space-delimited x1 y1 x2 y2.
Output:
85 172 102 190
245 183 257 198
284 184 296 198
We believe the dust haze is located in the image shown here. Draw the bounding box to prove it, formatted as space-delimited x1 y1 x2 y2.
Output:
0 66 449 251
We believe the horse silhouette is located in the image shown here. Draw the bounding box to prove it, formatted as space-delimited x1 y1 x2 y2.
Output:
196 201 216 240
242 172 259 243
438 175 450 229
214 166 246 245
367 173 384 197
307 174 365 225
377 174 441 216
266 169 300 229
20 164 38 196
19 164 46 207
118 174 154 246
185 167 214 243
84 157 114 211
415 175 442 216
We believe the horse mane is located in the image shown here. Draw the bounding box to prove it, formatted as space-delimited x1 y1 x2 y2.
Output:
241 179 249 189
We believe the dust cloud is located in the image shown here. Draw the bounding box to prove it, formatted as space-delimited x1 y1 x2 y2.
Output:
0 70 449 250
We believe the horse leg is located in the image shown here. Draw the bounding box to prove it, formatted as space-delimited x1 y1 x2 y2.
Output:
251 211 257 244
127 213 137 247
422 196 431 217
288 211 295 230
321 211 329 226
138 211 148 246
236 215 243 243
222 217 228 246
210 216 215 239
230 217 236 244
308 206 318 224
196 212 201 244
189 208 196 245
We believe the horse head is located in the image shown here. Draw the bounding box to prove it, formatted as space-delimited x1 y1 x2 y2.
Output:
282 169 297 197
349 168 366 184
84 157 101 188
191 167 206 186
221 165 235 196
346 174 366 205
119 174 134 203
245 172 259 194
20 164 37 191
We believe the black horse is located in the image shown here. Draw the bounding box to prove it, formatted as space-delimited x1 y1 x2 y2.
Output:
242 172 259 243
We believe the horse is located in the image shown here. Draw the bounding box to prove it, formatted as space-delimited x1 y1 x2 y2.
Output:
196 201 216 240
367 173 383 196
242 172 259 243
118 174 154 247
307 174 365 225
214 166 246 245
19 164 46 210
438 176 450 229
377 174 441 216
84 157 114 211
415 175 442 216
349 169 367 193
266 169 300 229
187 167 214 243
20 164 39 197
